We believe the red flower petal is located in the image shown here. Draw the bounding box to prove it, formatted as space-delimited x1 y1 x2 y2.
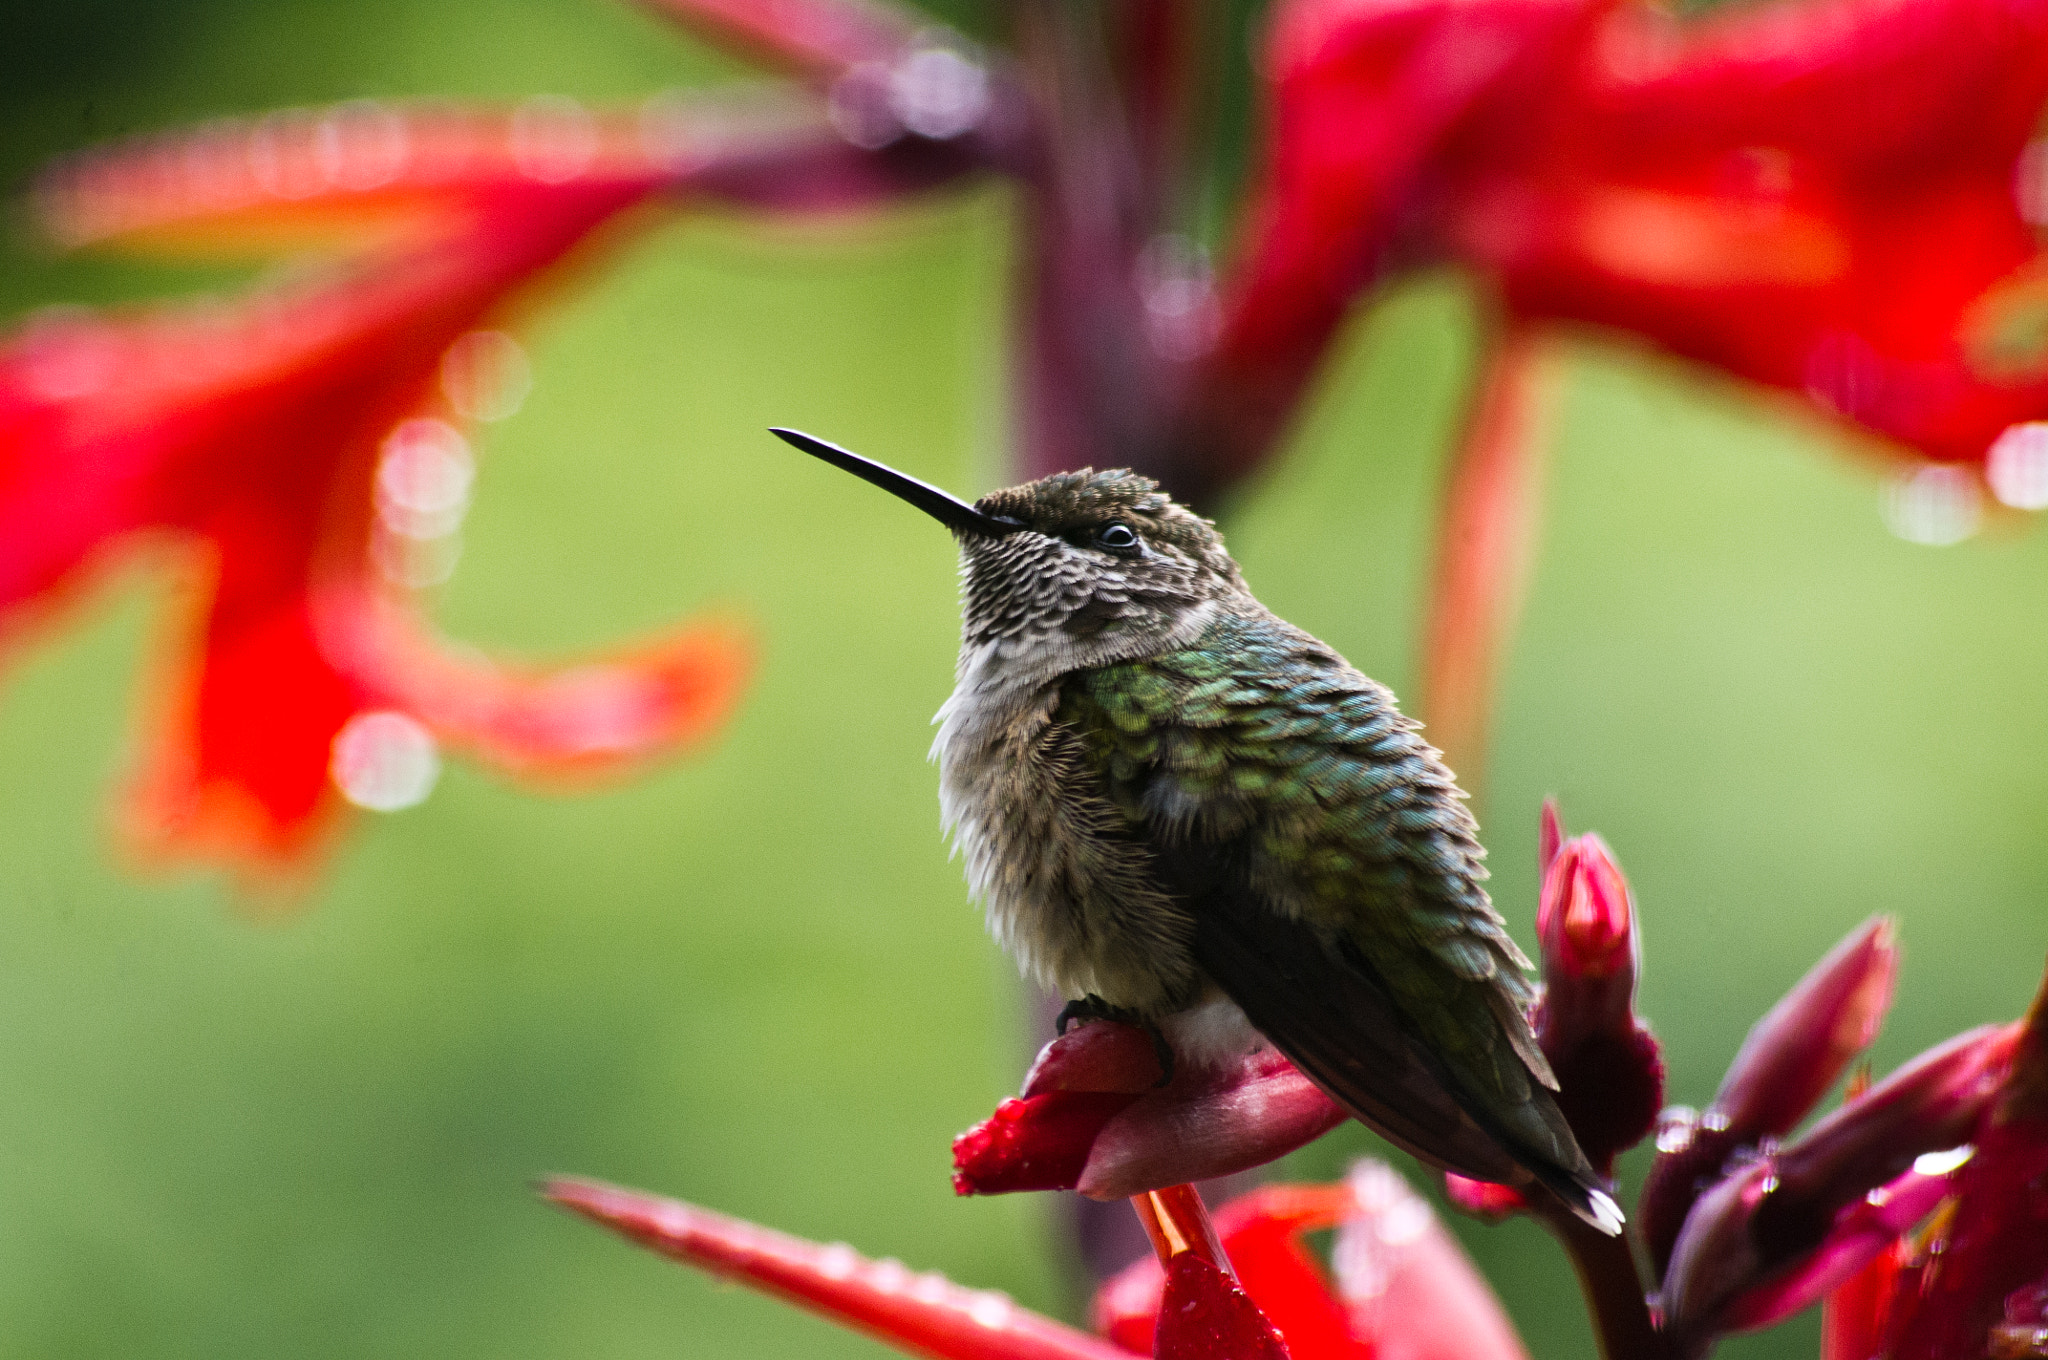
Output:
546 1177 1133 1360
35 101 688 256
1822 1239 1908 1360
1886 964 2048 1358
1217 0 2048 471
1641 915 1900 1270
953 1092 1146 1197
1095 1165 1530 1360
2 171 684 870
1335 1162 1532 1360
636 0 918 80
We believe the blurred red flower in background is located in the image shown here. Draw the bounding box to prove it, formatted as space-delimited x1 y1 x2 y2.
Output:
0 3 998 880
1202 0 2048 778
18 0 2048 866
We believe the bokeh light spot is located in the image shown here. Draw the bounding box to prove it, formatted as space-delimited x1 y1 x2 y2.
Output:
331 711 441 811
440 330 531 423
1882 464 1983 546
1986 422 2048 509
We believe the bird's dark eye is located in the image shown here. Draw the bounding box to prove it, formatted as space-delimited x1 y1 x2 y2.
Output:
1094 522 1140 551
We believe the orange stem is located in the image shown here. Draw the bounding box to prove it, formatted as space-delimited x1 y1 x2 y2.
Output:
1130 1183 1235 1279
1419 319 1562 798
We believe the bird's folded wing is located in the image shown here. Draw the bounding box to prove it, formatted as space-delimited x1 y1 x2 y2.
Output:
1178 860 1533 1187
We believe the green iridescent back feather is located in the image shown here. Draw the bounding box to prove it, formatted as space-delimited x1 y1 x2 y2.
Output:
1054 607 1562 1143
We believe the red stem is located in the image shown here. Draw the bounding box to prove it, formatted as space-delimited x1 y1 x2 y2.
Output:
1419 318 1561 798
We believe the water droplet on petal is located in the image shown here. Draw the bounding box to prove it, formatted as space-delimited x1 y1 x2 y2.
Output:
1912 1145 1975 1177
967 1291 1013 1329
249 108 329 199
331 711 441 811
828 64 901 150
1883 465 1983 545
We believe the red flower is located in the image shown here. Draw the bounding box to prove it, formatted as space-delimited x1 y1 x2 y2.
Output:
1192 0 2048 777
4 6 995 878
1217 0 2048 473
549 1159 1528 1360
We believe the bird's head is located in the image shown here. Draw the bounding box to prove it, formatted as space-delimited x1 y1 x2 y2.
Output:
770 429 1247 669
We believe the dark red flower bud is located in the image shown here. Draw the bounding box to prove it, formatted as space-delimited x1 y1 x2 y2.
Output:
1661 1021 2021 1342
1641 916 1900 1272
1529 806 1663 1176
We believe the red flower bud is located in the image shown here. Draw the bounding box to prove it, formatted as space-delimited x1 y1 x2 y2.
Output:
952 1020 1346 1201
1528 805 1663 1177
1642 916 1900 1272
1661 1022 2021 1342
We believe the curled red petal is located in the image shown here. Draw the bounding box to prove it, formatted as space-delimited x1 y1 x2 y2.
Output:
1023 1020 1167 1097
0 127 755 879
955 1023 1346 1202
545 1177 1132 1360
324 588 752 777
1095 1166 1529 1360
1214 1184 1368 1360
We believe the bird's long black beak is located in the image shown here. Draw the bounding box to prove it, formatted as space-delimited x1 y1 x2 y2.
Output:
769 428 1022 537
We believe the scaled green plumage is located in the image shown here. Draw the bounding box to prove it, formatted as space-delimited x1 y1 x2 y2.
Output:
1054 608 1571 1163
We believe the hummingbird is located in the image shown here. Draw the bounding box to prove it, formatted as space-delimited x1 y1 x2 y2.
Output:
770 427 1621 1234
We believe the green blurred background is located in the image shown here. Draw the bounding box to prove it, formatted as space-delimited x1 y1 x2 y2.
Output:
3 2 2044 1357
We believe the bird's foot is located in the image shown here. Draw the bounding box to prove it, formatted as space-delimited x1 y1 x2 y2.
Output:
1056 995 1175 1088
